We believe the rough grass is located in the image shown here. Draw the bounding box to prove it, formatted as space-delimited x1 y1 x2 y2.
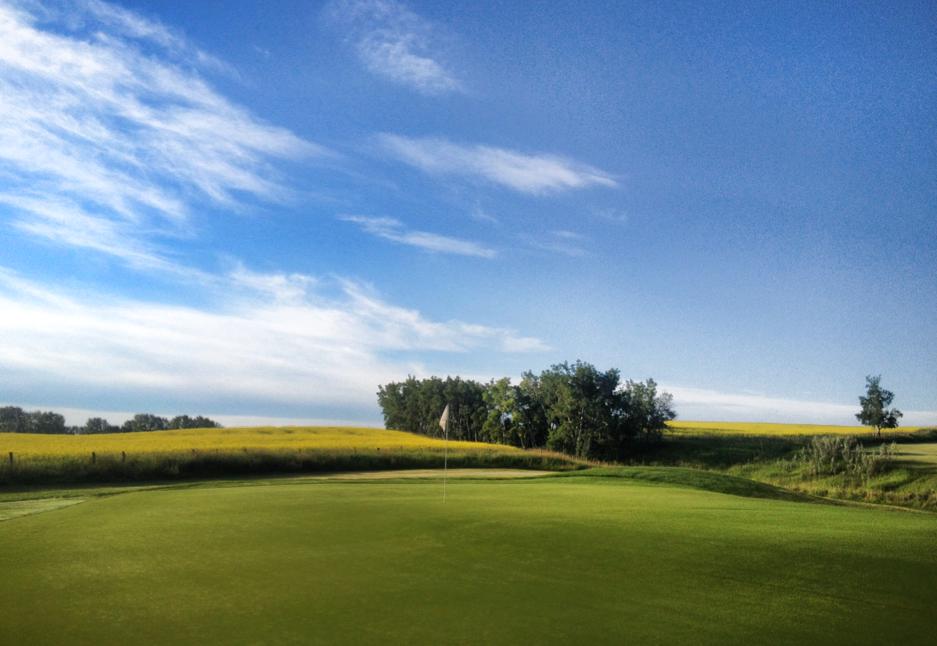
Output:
0 426 581 484
729 442 937 510
1 474 935 645
626 428 937 510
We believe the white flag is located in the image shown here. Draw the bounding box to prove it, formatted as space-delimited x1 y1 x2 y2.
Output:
439 404 449 433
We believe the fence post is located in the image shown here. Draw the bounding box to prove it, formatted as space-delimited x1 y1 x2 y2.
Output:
91 451 96 464
121 451 126 463
7 452 12 466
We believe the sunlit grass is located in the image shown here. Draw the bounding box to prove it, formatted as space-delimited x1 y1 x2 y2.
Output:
0 426 579 484
2 474 936 644
666 420 925 436
0 426 505 457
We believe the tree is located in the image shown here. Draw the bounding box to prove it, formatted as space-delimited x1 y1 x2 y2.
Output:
482 377 517 445
83 417 118 434
856 375 902 438
168 415 221 429
122 413 169 433
377 376 486 440
25 411 66 434
0 406 28 433
620 378 677 443
513 371 548 449
375 362 676 460
1 407 66 434
541 361 628 460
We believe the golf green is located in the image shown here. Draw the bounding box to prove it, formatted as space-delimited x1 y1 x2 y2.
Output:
1 472 935 644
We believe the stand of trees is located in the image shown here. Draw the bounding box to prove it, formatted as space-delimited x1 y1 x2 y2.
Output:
118 414 222 433
377 361 676 461
0 407 221 434
0 407 67 434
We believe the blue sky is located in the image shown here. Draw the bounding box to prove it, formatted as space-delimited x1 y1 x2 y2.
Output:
0 0 935 426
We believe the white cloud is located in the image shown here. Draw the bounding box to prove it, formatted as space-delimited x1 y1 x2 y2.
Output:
0 0 323 268
228 264 318 303
663 384 937 426
340 214 496 258
327 0 461 95
469 204 499 224
378 134 618 194
0 267 547 411
79 0 185 52
526 229 589 257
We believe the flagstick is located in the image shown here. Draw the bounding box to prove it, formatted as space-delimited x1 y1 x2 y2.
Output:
439 404 450 503
443 415 448 503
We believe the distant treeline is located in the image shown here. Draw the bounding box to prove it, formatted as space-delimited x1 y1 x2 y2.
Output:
0 407 221 435
377 360 676 461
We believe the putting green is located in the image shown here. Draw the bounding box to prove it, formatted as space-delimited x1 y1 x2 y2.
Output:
1 472 935 645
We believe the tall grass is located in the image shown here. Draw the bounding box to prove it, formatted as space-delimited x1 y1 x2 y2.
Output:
797 435 896 481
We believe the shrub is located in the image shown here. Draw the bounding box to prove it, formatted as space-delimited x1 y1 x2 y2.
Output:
797 435 895 482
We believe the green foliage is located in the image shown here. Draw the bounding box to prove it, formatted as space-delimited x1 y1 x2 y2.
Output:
797 435 896 483
377 361 676 461
856 374 902 436
541 361 627 458
1 407 220 434
167 415 222 429
0 406 66 434
82 417 119 434
377 376 487 441
121 413 169 432
482 377 517 445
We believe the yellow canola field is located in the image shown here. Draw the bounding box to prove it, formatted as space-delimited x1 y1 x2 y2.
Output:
0 426 518 458
666 421 925 436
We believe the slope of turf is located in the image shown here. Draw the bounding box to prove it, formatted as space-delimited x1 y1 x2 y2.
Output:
1 473 935 645
558 466 817 502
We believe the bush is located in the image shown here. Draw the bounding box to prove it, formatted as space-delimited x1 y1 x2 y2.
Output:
798 436 895 482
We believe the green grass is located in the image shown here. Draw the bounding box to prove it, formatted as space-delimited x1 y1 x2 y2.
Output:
895 442 937 466
729 442 937 510
1 470 935 645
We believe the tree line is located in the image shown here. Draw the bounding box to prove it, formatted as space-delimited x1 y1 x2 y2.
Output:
377 360 676 461
0 407 221 434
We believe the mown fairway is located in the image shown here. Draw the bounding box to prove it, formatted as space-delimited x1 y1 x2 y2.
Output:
1 471 935 645
667 420 926 436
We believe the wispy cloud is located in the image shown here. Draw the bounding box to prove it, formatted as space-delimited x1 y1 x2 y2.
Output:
378 134 618 194
340 214 496 258
469 203 499 224
227 264 318 303
593 207 629 224
0 0 323 269
326 0 461 95
0 266 547 411
527 229 589 257
78 0 226 71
